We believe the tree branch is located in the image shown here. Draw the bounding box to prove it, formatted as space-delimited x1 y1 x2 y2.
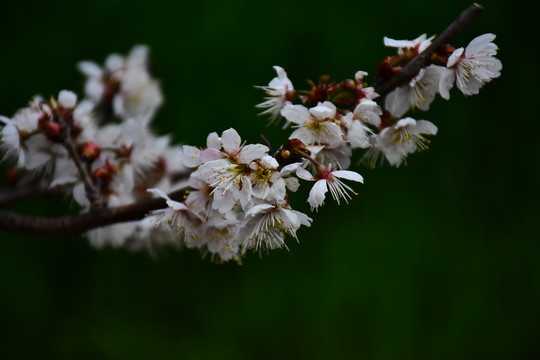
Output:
0 188 189 237
0 184 66 208
373 3 484 97
0 3 486 239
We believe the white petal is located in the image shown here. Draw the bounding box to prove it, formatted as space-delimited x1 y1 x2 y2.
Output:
245 203 274 217
181 145 202 167
147 188 169 200
280 163 301 175
348 120 370 149
285 176 300 192
439 68 455 100
465 33 496 58
332 170 364 183
58 90 77 108
206 132 222 149
261 155 279 169
385 87 411 118
221 128 242 153
414 120 438 135
355 71 368 80
281 207 301 230
0 115 12 125
447 48 464 68
280 104 311 125
395 118 416 128
354 98 382 126
24 151 50 170
309 102 336 120
77 61 103 77
237 143 269 163
104 54 124 72
296 166 314 181
292 210 312 227
73 183 89 207
200 148 223 163
148 188 187 211
308 179 328 209
273 65 287 80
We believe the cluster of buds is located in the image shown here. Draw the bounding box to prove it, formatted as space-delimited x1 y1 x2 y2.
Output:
0 20 501 262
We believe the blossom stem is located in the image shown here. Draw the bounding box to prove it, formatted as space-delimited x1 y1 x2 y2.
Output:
373 3 484 97
62 125 104 212
294 90 313 97
292 148 321 168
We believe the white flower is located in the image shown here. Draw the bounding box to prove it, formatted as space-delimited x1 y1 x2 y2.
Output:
198 158 254 210
201 214 240 263
384 34 434 54
256 66 294 122
249 155 287 202
146 188 201 243
297 166 363 211
237 202 312 253
441 33 502 97
87 222 140 249
98 118 167 176
73 100 99 142
282 102 343 146
181 132 222 168
353 98 382 127
307 144 352 170
77 60 106 101
127 217 183 257
78 45 163 124
343 117 371 150
0 99 44 167
218 128 269 163
355 71 369 81
115 45 163 123
365 117 437 167
385 65 447 117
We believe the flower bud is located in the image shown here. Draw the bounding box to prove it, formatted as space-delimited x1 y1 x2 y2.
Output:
44 121 65 142
274 138 310 168
93 161 118 188
58 90 77 108
81 142 101 162
5 168 19 187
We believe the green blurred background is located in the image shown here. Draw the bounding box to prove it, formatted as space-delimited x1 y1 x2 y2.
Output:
0 0 538 358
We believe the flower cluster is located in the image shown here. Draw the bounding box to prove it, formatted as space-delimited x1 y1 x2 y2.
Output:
1 46 186 253
257 33 501 168
0 28 501 262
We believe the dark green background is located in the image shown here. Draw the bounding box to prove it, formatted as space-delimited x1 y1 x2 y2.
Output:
0 0 538 359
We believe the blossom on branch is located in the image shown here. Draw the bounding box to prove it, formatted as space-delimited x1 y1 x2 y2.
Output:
256 66 294 123
0 4 502 263
441 33 502 97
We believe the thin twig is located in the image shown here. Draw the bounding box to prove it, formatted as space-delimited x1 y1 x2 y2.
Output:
62 125 104 211
373 3 484 97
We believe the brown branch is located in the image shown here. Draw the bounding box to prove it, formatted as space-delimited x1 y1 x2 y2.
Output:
0 184 66 208
0 188 189 237
373 3 484 97
0 3 486 239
